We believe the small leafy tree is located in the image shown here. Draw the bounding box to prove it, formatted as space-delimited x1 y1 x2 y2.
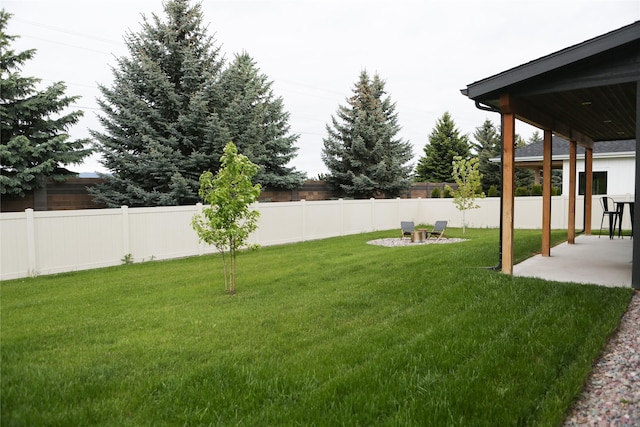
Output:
446 156 484 233
191 142 261 294
443 187 454 198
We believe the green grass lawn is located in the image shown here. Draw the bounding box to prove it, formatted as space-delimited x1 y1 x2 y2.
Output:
1 228 633 426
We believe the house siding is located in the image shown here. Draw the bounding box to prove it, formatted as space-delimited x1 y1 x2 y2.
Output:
563 156 635 196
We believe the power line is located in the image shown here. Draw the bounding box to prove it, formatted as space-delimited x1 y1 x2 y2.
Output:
36 77 100 90
19 34 116 56
72 105 101 112
298 131 324 137
10 18 440 130
14 18 351 105
13 17 123 46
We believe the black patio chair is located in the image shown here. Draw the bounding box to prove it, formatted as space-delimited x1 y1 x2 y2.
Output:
599 197 621 239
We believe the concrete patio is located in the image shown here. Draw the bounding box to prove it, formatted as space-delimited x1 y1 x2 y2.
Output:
513 234 633 288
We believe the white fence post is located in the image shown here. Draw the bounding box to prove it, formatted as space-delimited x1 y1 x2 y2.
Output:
339 198 345 236
121 206 130 259
370 198 375 231
301 199 307 241
25 208 37 277
195 203 204 255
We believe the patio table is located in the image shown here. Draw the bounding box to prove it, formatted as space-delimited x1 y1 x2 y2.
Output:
614 201 634 238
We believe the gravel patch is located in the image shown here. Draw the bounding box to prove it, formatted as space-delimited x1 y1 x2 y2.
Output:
366 237 469 247
564 291 640 426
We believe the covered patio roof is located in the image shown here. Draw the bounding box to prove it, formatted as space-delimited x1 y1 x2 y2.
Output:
462 21 639 146
462 21 639 288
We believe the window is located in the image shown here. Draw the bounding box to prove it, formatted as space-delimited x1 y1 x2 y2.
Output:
578 171 607 195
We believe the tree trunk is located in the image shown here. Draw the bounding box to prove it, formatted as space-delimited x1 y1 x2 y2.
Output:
462 210 467 234
229 237 236 294
220 249 228 293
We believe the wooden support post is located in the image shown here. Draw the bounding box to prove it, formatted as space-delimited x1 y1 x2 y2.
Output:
568 140 577 244
541 130 552 256
584 148 593 235
500 94 516 275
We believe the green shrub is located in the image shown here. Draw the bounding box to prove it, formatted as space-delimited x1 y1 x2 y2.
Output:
443 186 454 198
488 186 499 197
530 184 543 196
431 187 441 198
552 186 561 196
515 186 530 196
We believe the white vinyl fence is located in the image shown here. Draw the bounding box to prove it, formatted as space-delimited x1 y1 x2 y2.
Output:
1 195 633 280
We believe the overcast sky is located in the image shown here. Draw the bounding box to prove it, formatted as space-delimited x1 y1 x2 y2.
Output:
3 0 639 178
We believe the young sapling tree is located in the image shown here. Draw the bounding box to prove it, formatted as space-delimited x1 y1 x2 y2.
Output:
446 156 485 233
192 142 261 294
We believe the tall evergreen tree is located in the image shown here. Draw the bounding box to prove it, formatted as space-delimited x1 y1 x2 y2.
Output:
218 52 305 189
472 119 501 193
322 71 413 198
0 10 91 197
527 131 541 146
514 132 536 189
90 0 228 207
415 112 470 182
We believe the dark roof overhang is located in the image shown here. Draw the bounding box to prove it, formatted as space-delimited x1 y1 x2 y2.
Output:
461 21 640 147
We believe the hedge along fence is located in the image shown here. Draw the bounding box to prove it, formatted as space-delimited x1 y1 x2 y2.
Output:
1 195 631 280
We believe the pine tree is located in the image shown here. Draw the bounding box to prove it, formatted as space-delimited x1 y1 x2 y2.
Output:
415 112 470 182
0 10 91 197
472 119 501 193
322 71 413 198
527 131 541 146
514 132 536 189
218 53 305 189
90 0 228 207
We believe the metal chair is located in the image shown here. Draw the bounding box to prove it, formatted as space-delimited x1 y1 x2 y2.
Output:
599 197 621 239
